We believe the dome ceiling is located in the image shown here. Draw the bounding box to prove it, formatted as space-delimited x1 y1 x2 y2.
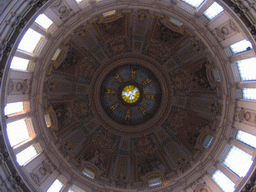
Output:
2 0 256 191
43 9 222 188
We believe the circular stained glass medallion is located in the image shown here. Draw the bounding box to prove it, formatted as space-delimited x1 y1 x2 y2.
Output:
100 64 162 126
122 85 140 103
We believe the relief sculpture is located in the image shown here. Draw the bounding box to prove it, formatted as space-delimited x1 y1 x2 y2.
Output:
138 153 165 177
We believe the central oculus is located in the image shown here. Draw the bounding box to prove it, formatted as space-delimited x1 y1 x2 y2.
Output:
122 85 140 103
100 64 162 126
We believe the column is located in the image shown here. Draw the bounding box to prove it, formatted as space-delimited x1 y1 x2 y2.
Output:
230 139 255 157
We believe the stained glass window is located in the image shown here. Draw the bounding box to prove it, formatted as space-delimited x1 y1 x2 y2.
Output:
122 85 140 103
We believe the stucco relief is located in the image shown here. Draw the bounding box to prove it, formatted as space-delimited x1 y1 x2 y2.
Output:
50 0 74 21
30 159 55 186
7 78 31 95
235 107 256 127
212 19 239 41
193 182 212 192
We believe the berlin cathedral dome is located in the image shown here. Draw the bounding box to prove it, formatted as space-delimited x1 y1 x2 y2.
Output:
1 0 256 192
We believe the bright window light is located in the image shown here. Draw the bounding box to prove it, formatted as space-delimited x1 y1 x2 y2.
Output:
4 102 24 115
76 0 84 2
52 48 62 61
18 28 42 53
237 130 256 148
10 56 29 71
47 179 63 192
230 40 253 54
16 145 37 165
149 177 162 187
237 58 256 81
7 119 29 147
103 10 116 17
82 168 95 179
224 146 253 177
213 69 221 81
35 14 53 29
212 170 235 192
203 135 213 148
204 2 224 20
170 17 183 27
182 0 205 8
243 88 256 100
44 114 52 128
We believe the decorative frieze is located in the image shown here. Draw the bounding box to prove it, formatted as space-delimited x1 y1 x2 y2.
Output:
50 0 75 22
212 19 239 42
193 181 212 192
235 107 256 127
7 78 31 95
29 159 55 186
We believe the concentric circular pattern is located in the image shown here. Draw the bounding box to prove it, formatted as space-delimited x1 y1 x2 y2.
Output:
122 85 140 103
90 53 173 135
100 64 162 126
